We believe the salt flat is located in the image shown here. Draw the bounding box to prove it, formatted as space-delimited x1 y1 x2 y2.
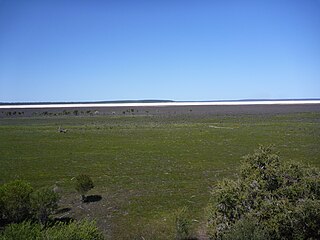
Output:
1 100 320 109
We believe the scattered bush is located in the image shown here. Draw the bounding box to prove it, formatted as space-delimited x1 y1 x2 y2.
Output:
0 180 33 223
30 187 60 225
75 174 94 202
206 146 320 239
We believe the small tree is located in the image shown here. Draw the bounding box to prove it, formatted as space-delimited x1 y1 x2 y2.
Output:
30 187 60 225
75 174 94 202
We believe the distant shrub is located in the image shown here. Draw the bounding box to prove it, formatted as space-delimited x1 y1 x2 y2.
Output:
31 187 60 225
75 174 94 202
206 146 320 240
0 180 33 223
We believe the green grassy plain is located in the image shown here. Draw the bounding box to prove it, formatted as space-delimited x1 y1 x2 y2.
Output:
0 113 319 239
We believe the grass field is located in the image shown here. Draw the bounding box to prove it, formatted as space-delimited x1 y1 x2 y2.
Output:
0 113 319 239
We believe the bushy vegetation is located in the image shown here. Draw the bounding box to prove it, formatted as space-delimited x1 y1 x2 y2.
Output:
0 181 59 225
0 180 104 239
0 180 33 223
30 187 60 225
75 174 94 202
0 220 104 240
206 146 320 239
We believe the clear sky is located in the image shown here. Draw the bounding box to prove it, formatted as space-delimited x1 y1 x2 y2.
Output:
0 0 319 102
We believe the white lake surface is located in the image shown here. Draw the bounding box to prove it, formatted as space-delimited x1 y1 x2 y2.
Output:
1 100 320 109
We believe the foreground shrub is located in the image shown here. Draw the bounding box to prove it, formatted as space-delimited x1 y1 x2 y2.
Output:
31 187 60 225
44 219 104 240
0 220 104 240
0 221 42 240
0 180 33 223
75 174 94 202
207 146 320 240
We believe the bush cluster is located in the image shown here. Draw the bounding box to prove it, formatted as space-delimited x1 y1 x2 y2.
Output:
0 177 103 240
206 146 320 239
0 180 59 225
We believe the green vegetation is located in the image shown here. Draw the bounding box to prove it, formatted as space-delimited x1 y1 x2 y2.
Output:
174 206 193 240
30 187 60 225
0 220 103 240
0 113 319 239
0 181 59 225
206 146 320 239
0 180 33 223
75 174 94 202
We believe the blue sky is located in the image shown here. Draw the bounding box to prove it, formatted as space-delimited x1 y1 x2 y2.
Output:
0 0 319 102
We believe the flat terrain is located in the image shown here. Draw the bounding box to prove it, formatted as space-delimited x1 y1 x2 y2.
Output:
0 111 320 239
1 103 320 118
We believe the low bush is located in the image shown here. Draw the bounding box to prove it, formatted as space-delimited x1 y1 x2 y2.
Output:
0 220 104 240
31 187 60 225
0 180 33 223
207 146 320 240
0 221 42 240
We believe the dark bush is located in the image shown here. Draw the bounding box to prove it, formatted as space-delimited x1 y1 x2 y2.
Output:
0 180 33 223
31 187 60 225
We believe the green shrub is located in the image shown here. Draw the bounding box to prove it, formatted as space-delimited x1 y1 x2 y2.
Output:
75 174 94 202
0 221 42 240
221 217 270 240
31 187 60 225
207 146 320 240
44 220 104 240
0 180 33 223
0 220 104 240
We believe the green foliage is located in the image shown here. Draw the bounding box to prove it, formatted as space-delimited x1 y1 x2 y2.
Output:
0 180 33 223
44 220 104 240
174 206 192 240
30 187 60 225
0 220 104 240
221 217 270 240
75 174 94 202
207 146 320 240
0 221 42 240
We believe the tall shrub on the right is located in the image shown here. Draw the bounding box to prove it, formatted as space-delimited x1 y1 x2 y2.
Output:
207 146 320 239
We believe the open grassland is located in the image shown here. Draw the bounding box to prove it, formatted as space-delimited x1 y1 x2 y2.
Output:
0 113 320 239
